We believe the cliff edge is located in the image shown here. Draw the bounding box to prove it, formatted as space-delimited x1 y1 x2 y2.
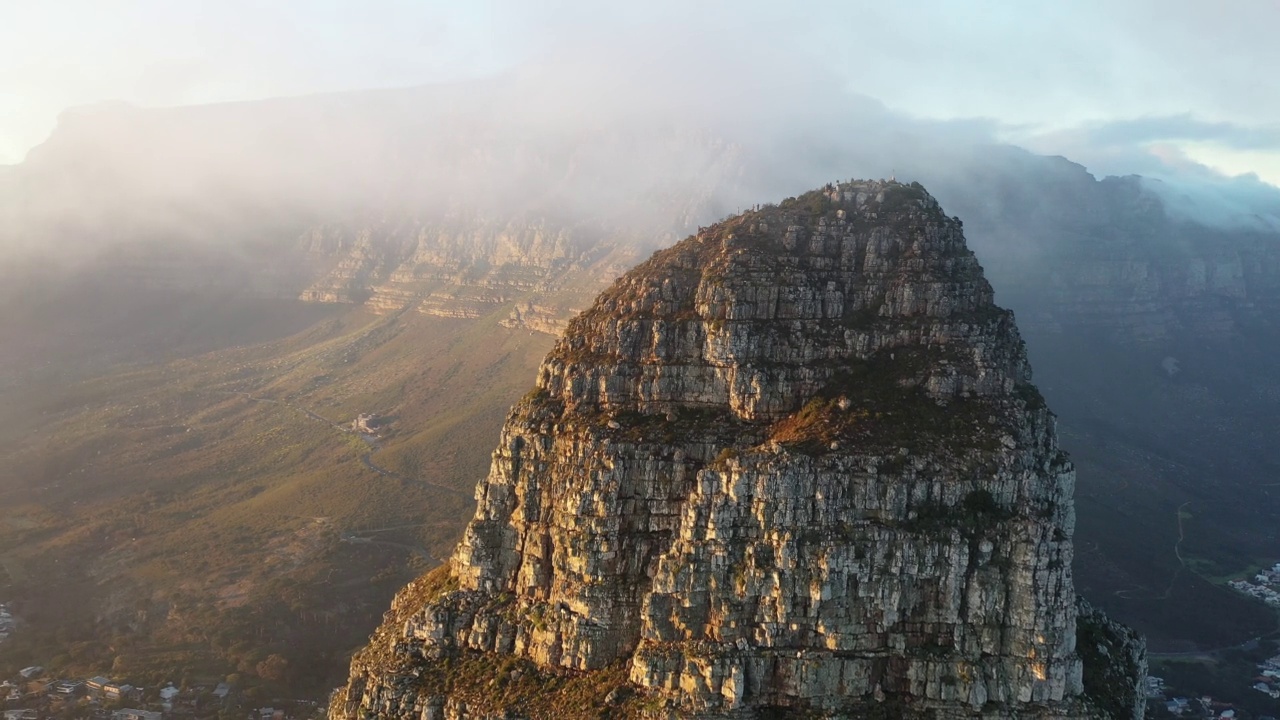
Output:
329 180 1145 719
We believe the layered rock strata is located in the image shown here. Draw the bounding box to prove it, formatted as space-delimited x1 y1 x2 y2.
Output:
295 219 650 330
331 180 1144 719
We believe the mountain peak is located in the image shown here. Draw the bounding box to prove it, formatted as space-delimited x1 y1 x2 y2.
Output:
330 181 1144 719
541 177 1025 425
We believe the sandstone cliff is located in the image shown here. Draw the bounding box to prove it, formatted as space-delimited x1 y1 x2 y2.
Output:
293 217 653 332
329 181 1145 719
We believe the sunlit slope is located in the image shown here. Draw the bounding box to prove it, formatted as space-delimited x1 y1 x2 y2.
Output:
0 305 552 693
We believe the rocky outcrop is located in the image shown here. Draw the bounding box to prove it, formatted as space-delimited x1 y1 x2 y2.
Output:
1075 600 1147 720
329 181 1145 719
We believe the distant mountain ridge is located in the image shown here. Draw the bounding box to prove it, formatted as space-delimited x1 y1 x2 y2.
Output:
6 90 1278 341
3 79 1280 664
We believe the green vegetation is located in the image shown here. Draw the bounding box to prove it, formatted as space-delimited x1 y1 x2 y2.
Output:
711 447 740 469
1013 382 1048 411
0 301 555 697
905 490 1015 536
1024 323 1280 650
1153 644 1280 718
878 182 932 214
1077 606 1145 720
1181 546 1273 587
394 651 652 720
766 351 1005 457
597 405 749 448
778 191 833 217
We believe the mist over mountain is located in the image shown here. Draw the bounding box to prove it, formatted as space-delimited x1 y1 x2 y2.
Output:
5 53 1275 265
1 36 1279 713
5 70 1277 362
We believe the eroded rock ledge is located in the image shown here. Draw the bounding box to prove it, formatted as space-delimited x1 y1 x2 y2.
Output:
329 180 1145 719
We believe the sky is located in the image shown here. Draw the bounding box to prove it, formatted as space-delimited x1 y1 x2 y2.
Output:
1 0 1278 187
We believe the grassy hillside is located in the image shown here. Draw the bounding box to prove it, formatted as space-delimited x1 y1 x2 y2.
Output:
3 262 1278 703
1027 326 1280 651
0 297 553 697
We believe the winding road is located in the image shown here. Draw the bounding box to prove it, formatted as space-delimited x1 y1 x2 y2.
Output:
358 451 467 496
1113 501 1193 601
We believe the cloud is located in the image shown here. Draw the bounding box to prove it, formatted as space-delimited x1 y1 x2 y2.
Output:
3 0 1277 167
1141 172 1280 232
1081 115 1280 152
1016 114 1280 200
1 0 1276 248
1025 119 1280 231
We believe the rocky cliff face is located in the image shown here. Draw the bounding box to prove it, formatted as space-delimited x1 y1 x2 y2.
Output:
295 149 1280 342
329 181 1145 719
939 158 1280 343
294 218 654 332
12 94 1275 350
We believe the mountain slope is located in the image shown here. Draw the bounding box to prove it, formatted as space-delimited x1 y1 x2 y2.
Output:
1 81 1278 694
330 181 1145 720
0 304 553 692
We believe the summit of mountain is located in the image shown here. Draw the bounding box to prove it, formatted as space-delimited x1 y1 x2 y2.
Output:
330 180 1146 719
